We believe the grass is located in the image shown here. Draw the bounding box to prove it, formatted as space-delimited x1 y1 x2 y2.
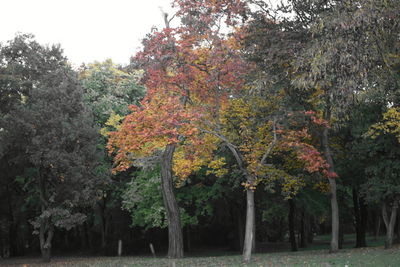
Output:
303 233 386 251
2 235 399 267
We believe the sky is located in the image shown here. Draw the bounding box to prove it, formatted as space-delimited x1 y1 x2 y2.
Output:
0 0 175 66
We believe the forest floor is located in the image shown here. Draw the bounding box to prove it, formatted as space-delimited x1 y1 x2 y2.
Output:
2 235 399 267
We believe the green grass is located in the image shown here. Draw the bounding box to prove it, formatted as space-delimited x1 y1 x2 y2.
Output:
5 246 400 267
3 235 398 267
303 233 386 251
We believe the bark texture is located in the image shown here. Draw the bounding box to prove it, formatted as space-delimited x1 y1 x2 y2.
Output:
353 187 367 247
39 219 54 263
242 185 255 263
161 144 184 258
289 199 298 251
382 199 399 249
300 211 307 248
322 107 339 253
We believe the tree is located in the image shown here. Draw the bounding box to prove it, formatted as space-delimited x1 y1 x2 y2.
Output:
3 59 102 261
79 59 145 250
79 59 145 126
289 0 400 252
108 4 250 257
366 108 400 248
0 34 70 258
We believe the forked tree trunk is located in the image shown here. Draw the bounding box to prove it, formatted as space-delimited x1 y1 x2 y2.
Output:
39 219 54 263
382 199 399 249
288 199 298 251
38 170 54 262
161 144 184 258
242 184 255 263
322 107 339 253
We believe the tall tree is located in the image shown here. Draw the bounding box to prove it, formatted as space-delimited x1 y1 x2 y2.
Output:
1 39 103 261
79 59 145 250
0 34 69 258
291 0 400 252
367 107 400 248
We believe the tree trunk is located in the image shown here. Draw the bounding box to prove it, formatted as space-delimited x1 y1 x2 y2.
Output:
300 211 307 248
307 215 314 244
288 199 298 251
38 169 53 262
375 214 381 241
161 144 184 258
360 196 368 245
242 186 255 263
382 200 399 249
252 217 256 253
97 201 107 249
353 187 367 247
322 107 339 253
39 220 54 263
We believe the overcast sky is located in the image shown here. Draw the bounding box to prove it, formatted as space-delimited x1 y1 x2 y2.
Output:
0 0 175 66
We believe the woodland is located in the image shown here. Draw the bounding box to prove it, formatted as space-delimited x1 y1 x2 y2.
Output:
0 0 400 264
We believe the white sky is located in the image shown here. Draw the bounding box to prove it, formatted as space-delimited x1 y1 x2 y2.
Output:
0 0 175 66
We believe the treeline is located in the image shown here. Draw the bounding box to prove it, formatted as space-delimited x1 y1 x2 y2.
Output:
1 0 400 263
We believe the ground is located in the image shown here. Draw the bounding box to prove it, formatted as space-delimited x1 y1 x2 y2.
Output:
1 235 399 267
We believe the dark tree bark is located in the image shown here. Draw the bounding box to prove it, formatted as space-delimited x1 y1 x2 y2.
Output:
352 187 368 247
288 199 298 251
307 215 314 244
382 199 399 249
38 170 54 262
396 212 400 244
375 214 381 241
96 199 108 249
39 219 54 263
300 211 307 248
322 106 339 253
161 144 184 258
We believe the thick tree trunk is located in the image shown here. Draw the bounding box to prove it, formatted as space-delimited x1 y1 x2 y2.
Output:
288 199 298 251
242 186 255 263
252 217 256 253
382 200 399 249
322 107 339 253
39 221 54 263
95 200 107 249
161 144 184 258
300 211 307 248
353 188 367 247
38 169 53 262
